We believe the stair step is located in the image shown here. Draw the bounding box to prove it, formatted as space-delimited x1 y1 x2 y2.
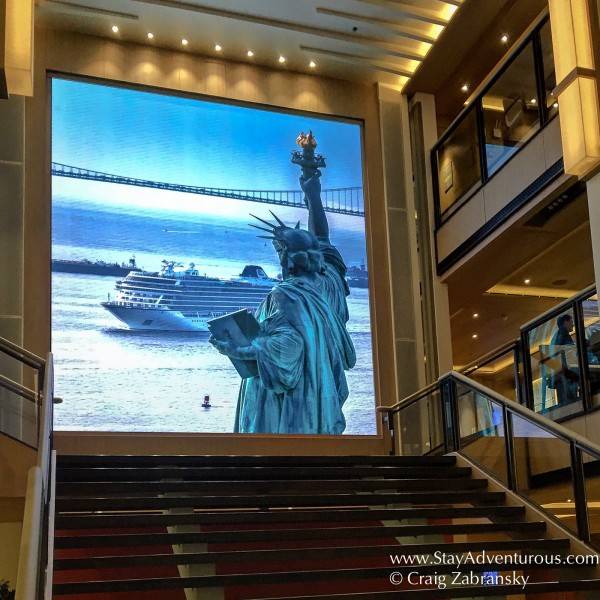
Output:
56 477 487 495
55 454 457 468
54 504 526 529
52 453 586 599
259 579 600 599
54 537 571 571
55 490 506 511
55 465 472 482
51 562 592 595
54 520 545 549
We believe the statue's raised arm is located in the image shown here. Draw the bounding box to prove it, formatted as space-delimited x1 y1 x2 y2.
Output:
300 172 329 243
293 130 330 244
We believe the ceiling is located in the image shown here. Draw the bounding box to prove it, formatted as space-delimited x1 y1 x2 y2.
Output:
35 0 467 90
405 0 547 131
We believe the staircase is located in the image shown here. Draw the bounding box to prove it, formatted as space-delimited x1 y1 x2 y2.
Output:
52 454 600 599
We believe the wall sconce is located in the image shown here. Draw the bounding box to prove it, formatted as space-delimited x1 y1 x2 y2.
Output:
548 0 600 177
1 0 34 98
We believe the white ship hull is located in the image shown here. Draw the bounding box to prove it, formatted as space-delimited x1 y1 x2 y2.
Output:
102 304 213 331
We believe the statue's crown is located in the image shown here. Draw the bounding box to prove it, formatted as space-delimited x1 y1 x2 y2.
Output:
249 212 319 251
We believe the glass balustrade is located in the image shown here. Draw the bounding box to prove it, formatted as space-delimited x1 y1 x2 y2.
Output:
396 389 444 456
525 309 584 419
581 292 600 408
455 384 508 484
511 413 578 533
465 345 520 403
582 449 600 548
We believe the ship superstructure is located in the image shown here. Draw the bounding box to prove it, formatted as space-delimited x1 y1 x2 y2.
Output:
101 261 277 331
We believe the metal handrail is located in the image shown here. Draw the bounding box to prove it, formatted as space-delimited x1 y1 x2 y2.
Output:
379 369 600 544
376 340 520 416
0 374 38 403
0 335 45 369
379 369 600 459
520 284 596 332
460 339 519 375
376 380 439 414
448 371 600 459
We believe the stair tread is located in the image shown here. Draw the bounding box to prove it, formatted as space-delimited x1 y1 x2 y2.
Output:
55 490 506 511
56 465 472 481
256 579 600 599
56 455 457 467
54 505 526 528
54 537 572 570
53 520 546 548
55 477 488 495
51 563 596 594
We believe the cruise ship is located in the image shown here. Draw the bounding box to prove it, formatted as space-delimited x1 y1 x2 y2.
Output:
101 261 278 331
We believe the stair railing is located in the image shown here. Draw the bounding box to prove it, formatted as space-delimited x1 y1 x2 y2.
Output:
3 345 57 600
0 335 46 447
379 370 600 547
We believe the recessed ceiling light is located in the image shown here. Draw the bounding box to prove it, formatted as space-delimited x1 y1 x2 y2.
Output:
524 279 531 284
472 334 478 339
278 56 286 63
309 60 316 68
501 34 508 43
215 44 222 52
111 25 119 33
247 50 254 57
473 313 479 318
147 32 154 39
181 39 188 46
461 84 469 92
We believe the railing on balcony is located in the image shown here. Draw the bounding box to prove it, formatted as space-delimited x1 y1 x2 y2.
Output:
431 14 558 227
379 371 600 549
521 284 600 422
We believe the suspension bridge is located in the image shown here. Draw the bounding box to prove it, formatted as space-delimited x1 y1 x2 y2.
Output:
51 163 365 217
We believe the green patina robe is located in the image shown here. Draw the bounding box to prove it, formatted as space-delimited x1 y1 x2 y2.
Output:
234 245 356 434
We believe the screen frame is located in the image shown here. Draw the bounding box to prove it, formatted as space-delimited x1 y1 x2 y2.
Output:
48 69 384 439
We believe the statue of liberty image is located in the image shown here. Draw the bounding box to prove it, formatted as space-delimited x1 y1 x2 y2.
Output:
209 131 356 434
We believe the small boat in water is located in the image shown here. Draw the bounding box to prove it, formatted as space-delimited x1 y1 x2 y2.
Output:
346 263 369 289
52 256 141 277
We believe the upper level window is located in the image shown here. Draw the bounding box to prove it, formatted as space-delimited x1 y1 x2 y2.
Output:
435 107 482 216
482 41 540 177
540 20 559 122
431 16 559 227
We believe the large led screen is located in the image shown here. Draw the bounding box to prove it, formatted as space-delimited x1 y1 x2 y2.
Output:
51 77 375 434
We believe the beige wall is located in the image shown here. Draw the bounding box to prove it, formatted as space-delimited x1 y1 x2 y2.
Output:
11 27 426 454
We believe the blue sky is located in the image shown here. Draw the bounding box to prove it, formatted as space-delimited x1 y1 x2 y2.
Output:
52 78 364 193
